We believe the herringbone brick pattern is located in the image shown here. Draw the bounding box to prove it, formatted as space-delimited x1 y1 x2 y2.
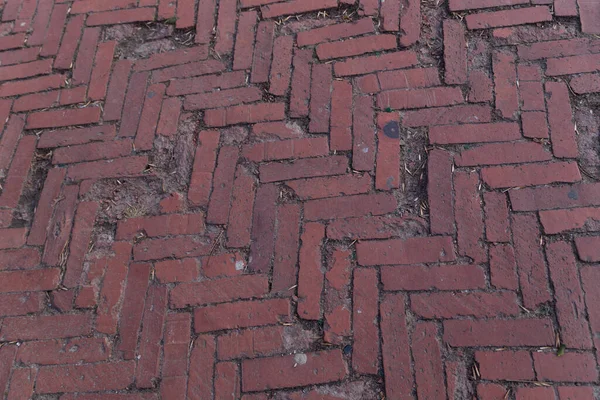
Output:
0 0 599 398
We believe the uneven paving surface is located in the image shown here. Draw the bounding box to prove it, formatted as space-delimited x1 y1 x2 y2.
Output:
0 0 600 398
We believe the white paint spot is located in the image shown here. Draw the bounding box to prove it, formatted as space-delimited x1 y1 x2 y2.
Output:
235 260 245 271
294 353 307 365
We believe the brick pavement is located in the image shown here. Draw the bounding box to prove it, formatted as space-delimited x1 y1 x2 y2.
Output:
0 0 599 398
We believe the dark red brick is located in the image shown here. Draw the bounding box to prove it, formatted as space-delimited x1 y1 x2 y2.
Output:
72 27 101 86
135 47 208 72
522 111 549 139
40 4 69 57
534 352 598 382
152 59 225 82
86 8 155 26
540 207 600 234
269 35 293 96
214 0 236 54
444 318 555 347
103 60 133 121
0 74 65 97
476 351 534 381
242 349 347 391
88 41 116 100
287 174 371 200
66 156 148 181
358 236 455 266
205 102 285 126
399 0 420 46
194 298 291 333
195 0 216 44
428 149 454 235
352 95 376 171
454 171 486 263
271 203 301 293
546 53 600 76
298 18 374 46
482 161 581 189
251 21 275 84
352 268 379 374
233 11 257 70
510 182 600 211
0 313 92 341
188 130 220 206
304 193 396 221
26 107 100 129
309 63 332 133
466 6 552 29
27 168 66 246
334 51 418 76
376 113 401 190
297 222 325 320
0 248 41 271
0 292 44 317
289 48 312 118
116 262 150 359
17 338 109 365
227 166 256 248
377 86 463 110
457 142 551 167
576 236 600 262
546 81 578 158
260 155 348 183
382 264 485 291
261 0 338 18
484 192 510 242
317 34 396 60
155 258 200 283
248 184 278 273
378 67 440 91
170 275 269 308
413 322 444 399
36 361 135 393
444 20 467 84
429 122 521 144
327 215 427 240
412 291 519 318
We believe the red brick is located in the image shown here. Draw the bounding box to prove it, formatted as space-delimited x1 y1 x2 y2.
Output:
355 74 380 93
382 264 485 291
26 107 100 129
334 50 419 76
290 49 312 118
246 184 277 273
478 384 510 400
0 34 25 51
457 142 551 167
0 228 26 250
429 122 521 144
27 168 66 246
309 63 332 133
428 149 454 235
134 234 215 261
205 102 285 126
115 262 150 359
118 71 149 137
40 4 69 57
36 361 135 393
72 27 101 85
16 338 110 365
0 291 43 316
0 74 64 97
444 318 555 347
454 171 485 263
215 362 240 399
6 367 35 400
546 81 578 158
195 0 216 45
570 73 600 94
260 155 348 183
87 8 156 26
484 192 510 242
298 18 374 46
244 137 329 162
468 70 493 102
287 174 371 200
381 0 400 31
171 275 269 308
413 322 444 399
136 285 167 388
60 86 87 105
540 207 600 234
135 47 208 72
71 0 137 13
0 313 92 341
175 0 195 28
161 313 191 398
188 130 220 206
194 298 291 333
261 0 338 18
413 291 519 318
272 203 301 293
39 185 77 267
547 53 600 76
103 60 133 121
251 20 275 84
156 98 181 137
269 35 293 96
185 87 262 110
207 145 238 224
251 122 305 140
186 335 215 399
0 47 39 66
558 387 595 400
27 0 53 45
378 67 440 91
359 0 379 15
242 349 347 391
217 325 286 360
39 125 115 149
482 161 581 189
377 86 463 109
0 135 35 209
155 258 200 283
241 0 279 6
516 387 557 400
444 20 467 84
296 222 325 320
576 236 600 262
517 64 543 81
52 139 132 164
522 111 549 139
226 166 256 248
0 345 16 394
0 248 40 271
214 0 236 54
476 351 534 380
349 268 379 374
449 0 528 11
66 155 148 181
512 213 552 308
94 244 129 334
579 0 600 34
136 83 166 149
327 215 426 240
546 241 592 348
466 6 552 29
517 38 598 60
493 50 518 119
352 94 376 171
60 393 158 400
233 11 258 70
399 0 420 46
304 193 396 221
519 81 545 111
88 41 116 100
359 236 455 266
534 352 598 382
510 182 600 211
317 34 396 60
376 113 401 190
117 213 204 240
152 59 225 82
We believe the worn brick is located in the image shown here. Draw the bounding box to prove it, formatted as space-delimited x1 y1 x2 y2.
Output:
429 122 521 144
444 318 555 346
334 51 419 76
546 81 578 158
358 236 455 266
382 264 485 291
428 149 454 234
482 161 581 188
304 193 396 221
271 203 301 293
297 222 325 320
466 6 552 29
476 351 534 381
